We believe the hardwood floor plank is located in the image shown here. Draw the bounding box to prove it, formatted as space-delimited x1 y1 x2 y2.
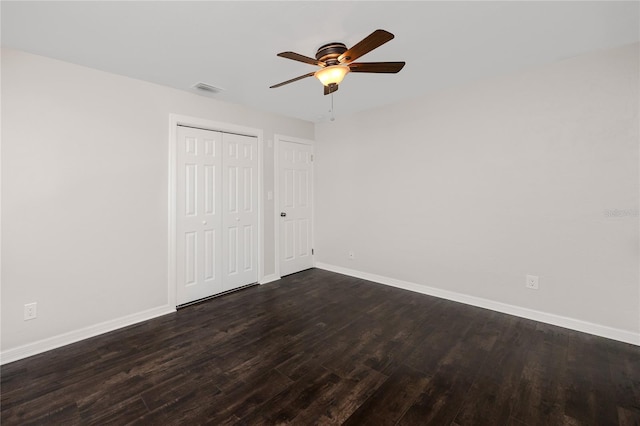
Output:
607 341 640 415
294 364 388 425
1 399 81 426
140 364 293 424
508 325 570 425
563 335 620 426
238 365 342 424
452 316 536 425
142 382 223 424
274 351 323 381
398 312 499 425
80 396 149 425
139 374 193 412
341 363 430 425
617 406 640 426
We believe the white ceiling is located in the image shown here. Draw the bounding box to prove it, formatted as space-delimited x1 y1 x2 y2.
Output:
2 1 639 123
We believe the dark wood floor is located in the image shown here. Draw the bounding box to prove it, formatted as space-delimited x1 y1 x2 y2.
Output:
2 269 639 425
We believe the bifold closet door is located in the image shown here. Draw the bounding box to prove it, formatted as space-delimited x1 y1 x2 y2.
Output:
176 127 258 305
222 133 259 291
176 126 223 305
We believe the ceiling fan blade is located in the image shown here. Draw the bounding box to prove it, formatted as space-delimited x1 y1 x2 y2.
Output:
324 83 339 96
348 62 406 73
338 29 395 64
270 72 316 88
277 51 326 67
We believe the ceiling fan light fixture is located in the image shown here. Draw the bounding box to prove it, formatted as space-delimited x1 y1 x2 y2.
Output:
315 65 350 86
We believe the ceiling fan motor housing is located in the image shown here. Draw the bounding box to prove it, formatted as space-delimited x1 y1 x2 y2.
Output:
316 42 348 65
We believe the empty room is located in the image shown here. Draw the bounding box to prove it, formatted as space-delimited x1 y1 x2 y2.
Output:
1 1 639 425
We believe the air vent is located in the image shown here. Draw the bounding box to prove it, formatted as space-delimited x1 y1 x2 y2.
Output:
192 82 224 94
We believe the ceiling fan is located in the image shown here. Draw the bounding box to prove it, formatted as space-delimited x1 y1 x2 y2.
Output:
270 29 405 95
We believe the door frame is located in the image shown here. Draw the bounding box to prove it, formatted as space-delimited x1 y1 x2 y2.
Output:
169 114 264 308
274 134 315 279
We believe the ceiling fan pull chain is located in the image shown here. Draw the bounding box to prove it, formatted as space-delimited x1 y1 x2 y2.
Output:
330 93 336 121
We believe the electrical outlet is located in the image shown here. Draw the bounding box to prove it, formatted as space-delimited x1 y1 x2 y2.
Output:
24 302 37 320
348 251 355 260
526 275 539 290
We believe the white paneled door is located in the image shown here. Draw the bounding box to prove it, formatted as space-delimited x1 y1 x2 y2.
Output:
279 139 314 277
176 126 258 305
222 133 259 290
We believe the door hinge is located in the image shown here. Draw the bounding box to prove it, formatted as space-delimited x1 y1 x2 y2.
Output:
312 248 314 255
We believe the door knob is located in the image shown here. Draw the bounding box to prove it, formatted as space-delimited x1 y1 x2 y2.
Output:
202 221 207 225
280 212 286 217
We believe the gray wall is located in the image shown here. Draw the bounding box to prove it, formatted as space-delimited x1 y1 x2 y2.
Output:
1 48 313 353
315 43 639 336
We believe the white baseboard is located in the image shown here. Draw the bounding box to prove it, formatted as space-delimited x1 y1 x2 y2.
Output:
0 305 176 365
315 263 640 346
3 266 636 365
260 274 280 285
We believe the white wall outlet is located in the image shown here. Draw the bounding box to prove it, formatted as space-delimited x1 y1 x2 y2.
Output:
348 250 355 260
526 275 539 290
24 302 37 320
